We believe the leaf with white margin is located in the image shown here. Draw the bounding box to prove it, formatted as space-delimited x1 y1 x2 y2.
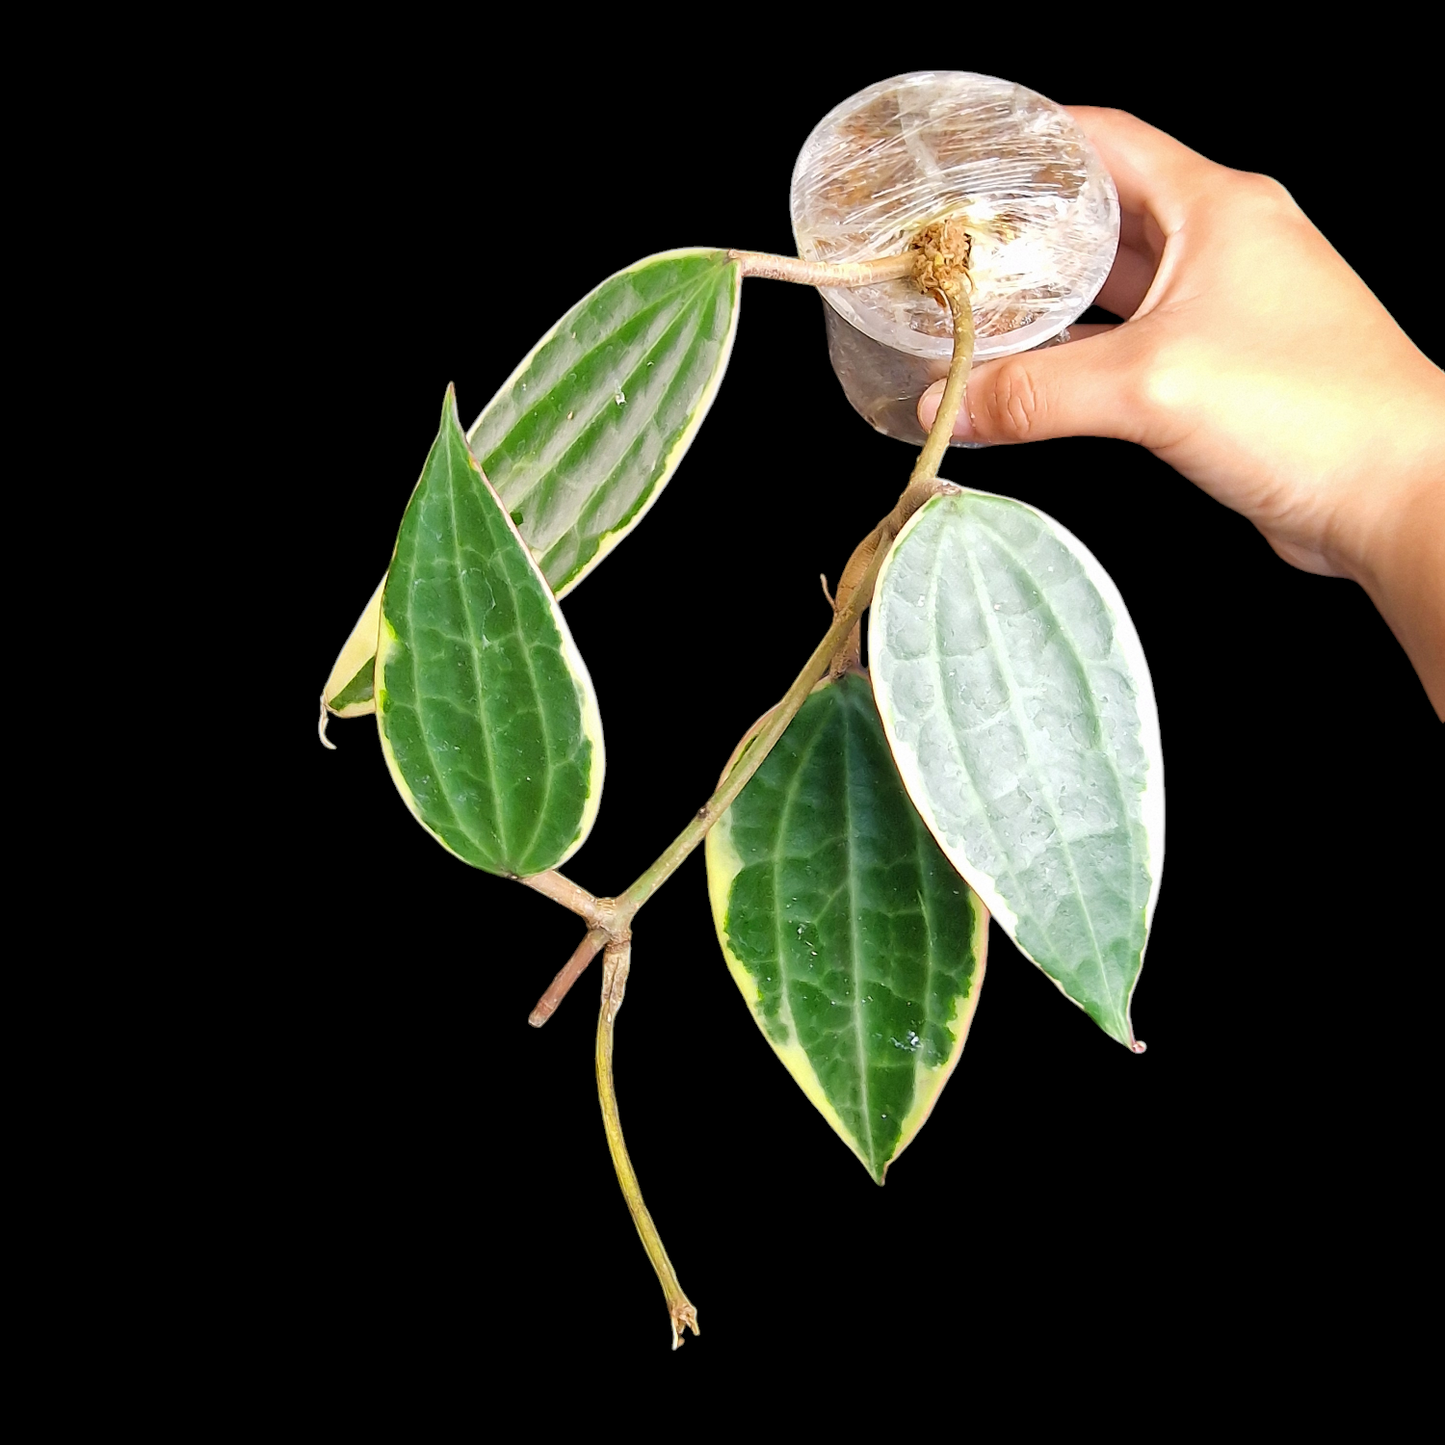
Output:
870 487 1163 1049
470 247 741 596
375 386 604 877
707 672 988 1183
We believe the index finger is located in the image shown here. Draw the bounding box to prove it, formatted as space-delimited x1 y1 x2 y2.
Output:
1062 105 1224 239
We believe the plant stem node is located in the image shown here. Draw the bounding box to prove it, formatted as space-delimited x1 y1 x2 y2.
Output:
910 218 974 307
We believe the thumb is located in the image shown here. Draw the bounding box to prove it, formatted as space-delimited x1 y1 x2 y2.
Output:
919 327 1148 446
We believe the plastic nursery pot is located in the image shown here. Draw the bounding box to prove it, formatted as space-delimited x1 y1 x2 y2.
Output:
790 71 1120 443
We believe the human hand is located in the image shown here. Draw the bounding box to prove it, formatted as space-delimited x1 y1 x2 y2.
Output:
919 106 1445 715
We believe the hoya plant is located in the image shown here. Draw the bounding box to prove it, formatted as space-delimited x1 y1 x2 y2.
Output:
319 178 1162 1349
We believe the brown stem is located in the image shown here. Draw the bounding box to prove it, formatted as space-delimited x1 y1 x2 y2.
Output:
519 869 609 926
727 250 914 287
827 531 882 676
529 926 612 1027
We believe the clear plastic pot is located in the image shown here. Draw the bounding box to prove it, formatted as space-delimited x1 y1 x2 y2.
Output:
791 71 1120 442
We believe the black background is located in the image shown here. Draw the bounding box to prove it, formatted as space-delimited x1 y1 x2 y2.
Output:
269 36 1438 1414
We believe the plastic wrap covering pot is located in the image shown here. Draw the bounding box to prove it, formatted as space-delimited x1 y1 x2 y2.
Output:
790 72 1120 443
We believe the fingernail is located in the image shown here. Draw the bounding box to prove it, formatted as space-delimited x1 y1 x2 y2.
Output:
918 380 974 439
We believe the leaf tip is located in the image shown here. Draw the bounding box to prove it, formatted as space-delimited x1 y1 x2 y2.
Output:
1130 1038 1147 1054
317 695 337 751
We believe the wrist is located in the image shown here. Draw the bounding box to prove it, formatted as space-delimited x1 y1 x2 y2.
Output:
1320 353 1443 571
1352 455 1445 720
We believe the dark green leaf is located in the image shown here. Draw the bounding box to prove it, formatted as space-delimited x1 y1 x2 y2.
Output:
376 387 604 876
706 673 987 1182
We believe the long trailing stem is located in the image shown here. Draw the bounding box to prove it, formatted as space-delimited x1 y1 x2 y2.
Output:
523 230 978 1352
595 940 699 1350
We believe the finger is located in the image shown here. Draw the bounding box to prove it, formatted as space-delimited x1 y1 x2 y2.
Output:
1061 105 1221 237
918 327 1151 447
